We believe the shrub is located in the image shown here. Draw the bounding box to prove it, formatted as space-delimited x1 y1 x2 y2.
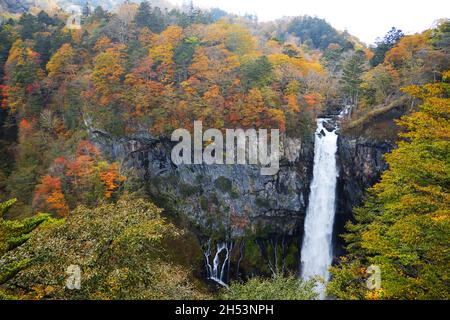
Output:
221 275 318 300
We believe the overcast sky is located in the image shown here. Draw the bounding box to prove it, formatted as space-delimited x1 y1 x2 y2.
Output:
170 0 450 44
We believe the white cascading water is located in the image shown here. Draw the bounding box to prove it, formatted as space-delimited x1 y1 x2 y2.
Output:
301 118 338 298
204 240 232 287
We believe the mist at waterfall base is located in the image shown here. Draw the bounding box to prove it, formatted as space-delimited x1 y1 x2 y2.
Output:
300 118 339 299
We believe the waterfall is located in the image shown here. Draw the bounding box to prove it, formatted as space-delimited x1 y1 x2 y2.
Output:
204 239 233 287
338 105 353 119
300 118 338 298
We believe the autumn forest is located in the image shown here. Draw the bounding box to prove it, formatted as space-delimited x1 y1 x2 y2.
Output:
0 0 449 301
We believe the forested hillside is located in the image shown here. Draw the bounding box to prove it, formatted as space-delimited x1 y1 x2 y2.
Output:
329 74 450 299
0 0 448 300
0 2 346 217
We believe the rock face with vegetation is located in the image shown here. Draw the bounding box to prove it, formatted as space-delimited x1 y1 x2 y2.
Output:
89 130 318 281
90 111 400 282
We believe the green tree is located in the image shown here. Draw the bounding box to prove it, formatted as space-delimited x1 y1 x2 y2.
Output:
287 16 350 50
5 119 47 214
92 6 109 22
0 199 49 286
0 196 209 300
173 36 199 83
431 19 450 54
240 56 273 90
18 13 42 40
370 27 404 67
33 32 53 68
36 10 57 27
134 1 152 29
149 7 166 33
341 50 366 108
0 22 15 81
134 1 166 33
361 64 398 105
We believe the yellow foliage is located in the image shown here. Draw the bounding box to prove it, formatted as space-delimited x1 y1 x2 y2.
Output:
202 20 257 56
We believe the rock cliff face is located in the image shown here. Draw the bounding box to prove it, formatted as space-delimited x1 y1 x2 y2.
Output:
334 136 394 257
91 130 315 239
90 128 393 280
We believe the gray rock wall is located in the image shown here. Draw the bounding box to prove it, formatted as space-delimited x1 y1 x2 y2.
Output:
91 130 315 239
334 136 393 257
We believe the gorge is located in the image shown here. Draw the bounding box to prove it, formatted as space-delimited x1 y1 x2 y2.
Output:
3 3 445 300
89 106 392 287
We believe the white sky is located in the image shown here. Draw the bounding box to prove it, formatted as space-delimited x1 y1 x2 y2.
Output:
170 0 450 44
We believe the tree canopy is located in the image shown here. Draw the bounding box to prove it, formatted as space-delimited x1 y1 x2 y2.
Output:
328 72 450 300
